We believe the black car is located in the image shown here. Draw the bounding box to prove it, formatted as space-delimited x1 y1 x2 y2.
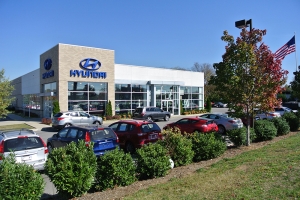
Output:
132 107 171 121
47 126 119 156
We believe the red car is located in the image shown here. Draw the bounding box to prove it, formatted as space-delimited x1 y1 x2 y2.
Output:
163 117 218 134
108 120 162 153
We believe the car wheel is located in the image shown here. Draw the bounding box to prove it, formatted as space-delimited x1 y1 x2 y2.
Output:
64 123 72 128
94 121 101 126
218 125 226 135
164 115 170 121
147 116 153 121
125 142 136 154
47 144 53 153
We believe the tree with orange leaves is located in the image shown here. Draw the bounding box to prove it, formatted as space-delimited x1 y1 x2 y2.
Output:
209 28 288 146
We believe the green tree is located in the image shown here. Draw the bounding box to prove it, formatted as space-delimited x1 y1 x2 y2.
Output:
105 100 112 117
205 98 212 112
209 29 288 146
52 100 60 115
290 66 300 100
0 69 14 116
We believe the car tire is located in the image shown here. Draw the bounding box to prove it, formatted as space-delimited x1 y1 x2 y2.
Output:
93 121 101 126
64 123 72 128
164 115 170 121
218 125 226 135
147 116 153 121
125 142 135 154
47 144 53 153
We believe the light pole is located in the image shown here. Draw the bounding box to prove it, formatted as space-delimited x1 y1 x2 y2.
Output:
235 19 252 31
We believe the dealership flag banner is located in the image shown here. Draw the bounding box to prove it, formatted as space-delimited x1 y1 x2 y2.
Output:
274 36 296 60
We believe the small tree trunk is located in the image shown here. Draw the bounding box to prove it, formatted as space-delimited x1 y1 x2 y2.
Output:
246 109 251 146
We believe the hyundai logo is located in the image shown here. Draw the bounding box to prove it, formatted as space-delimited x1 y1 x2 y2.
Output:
44 59 52 70
79 58 101 71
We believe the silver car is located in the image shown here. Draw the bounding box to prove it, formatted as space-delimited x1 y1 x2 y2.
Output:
0 129 48 171
52 111 103 130
199 113 243 135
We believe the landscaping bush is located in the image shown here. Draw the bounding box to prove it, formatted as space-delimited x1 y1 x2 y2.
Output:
0 154 45 200
189 132 227 162
159 127 194 167
282 112 299 131
227 127 256 147
254 120 277 142
45 141 97 199
94 149 136 191
52 100 60 115
113 115 121 120
136 143 170 180
269 117 290 136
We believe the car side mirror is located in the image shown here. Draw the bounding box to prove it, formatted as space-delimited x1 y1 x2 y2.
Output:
53 133 58 138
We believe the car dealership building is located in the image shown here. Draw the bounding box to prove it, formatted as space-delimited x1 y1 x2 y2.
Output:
10 43 204 118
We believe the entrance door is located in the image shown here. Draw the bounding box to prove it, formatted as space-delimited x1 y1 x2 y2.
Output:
162 100 173 114
43 99 53 118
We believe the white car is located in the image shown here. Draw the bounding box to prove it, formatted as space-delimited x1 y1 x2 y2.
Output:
274 107 298 116
255 110 281 120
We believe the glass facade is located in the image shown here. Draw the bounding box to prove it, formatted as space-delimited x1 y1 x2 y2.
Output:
23 94 42 110
115 84 147 114
155 85 180 115
68 81 107 115
181 86 204 110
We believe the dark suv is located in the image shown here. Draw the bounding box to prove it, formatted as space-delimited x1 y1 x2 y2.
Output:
132 107 171 121
108 120 162 153
0 129 48 171
47 126 119 156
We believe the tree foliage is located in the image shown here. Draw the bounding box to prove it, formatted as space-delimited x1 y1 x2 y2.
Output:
290 66 300 100
0 69 14 116
209 29 288 145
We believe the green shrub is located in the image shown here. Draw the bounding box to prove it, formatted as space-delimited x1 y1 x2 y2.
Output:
0 154 45 200
94 149 136 191
227 127 256 147
52 100 60 115
269 117 290 136
254 120 277 142
105 100 113 117
45 141 97 199
159 127 194 167
282 112 299 131
189 132 227 162
205 98 212 112
136 143 170 180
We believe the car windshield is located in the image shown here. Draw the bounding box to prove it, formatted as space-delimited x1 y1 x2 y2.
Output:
4 137 44 152
141 123 161 132
90 128 116 141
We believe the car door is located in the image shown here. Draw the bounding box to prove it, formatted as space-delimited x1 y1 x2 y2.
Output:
79 111 90 125
109 122 129 147
173 119 191 133
155 107 163 119
70 112 81 125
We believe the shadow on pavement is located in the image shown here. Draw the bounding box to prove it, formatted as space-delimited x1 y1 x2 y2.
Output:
41 127 57 132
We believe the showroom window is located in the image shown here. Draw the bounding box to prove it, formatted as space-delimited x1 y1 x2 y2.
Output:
68 82 107 115
181 86 204 110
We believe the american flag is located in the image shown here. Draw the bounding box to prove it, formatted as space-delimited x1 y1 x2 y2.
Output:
274 36 296 60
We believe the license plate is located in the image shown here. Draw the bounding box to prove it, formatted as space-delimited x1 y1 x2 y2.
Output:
22 156 32 161
149 134 158 140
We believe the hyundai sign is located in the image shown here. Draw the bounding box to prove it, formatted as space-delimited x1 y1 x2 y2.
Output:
70 58 107 79
43 58 54 79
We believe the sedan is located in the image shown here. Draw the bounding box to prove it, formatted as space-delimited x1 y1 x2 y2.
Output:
255 110 281 120
163 117 218 134
274 107 298 116
199 113 243 135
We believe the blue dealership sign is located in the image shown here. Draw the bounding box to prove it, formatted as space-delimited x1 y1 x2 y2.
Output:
70 58 107 79
43 58 54 79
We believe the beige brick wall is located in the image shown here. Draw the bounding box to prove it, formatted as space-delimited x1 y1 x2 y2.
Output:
40 44 115 114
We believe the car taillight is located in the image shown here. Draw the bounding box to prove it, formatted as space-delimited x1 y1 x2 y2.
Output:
18 136 28 138
141 112 145 116
201 124 208 128
270 113 276 116
57 117 64 121
85 132 91 146
0 140 4 160
228 120 235 123
40 139 48 154
116 136 119 143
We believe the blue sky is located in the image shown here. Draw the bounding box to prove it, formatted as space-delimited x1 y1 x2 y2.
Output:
1 0 299 84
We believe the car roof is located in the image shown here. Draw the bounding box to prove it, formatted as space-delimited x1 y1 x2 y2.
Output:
181 117 213 121
113 119 155 125
62 125 109 131
0 129 38 139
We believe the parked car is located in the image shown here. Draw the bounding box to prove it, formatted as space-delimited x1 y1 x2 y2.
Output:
47 126 119 156
213 102 227 108
254 109 281 120
163 117 218 134
199 113 243 135
0 129 48 171
108 120 162 153
274 107 298 116
52 111 103 130
132 107 171 121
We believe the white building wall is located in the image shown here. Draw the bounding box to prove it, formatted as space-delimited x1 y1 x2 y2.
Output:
21 69 40 94
115 64 204 86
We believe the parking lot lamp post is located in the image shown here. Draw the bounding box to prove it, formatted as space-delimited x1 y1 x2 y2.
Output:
235 19 252 31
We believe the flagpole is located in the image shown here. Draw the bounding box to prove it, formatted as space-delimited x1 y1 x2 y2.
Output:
295 32 298 71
